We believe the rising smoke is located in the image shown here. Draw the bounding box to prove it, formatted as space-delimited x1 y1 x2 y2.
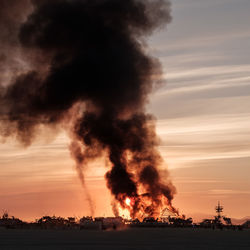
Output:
0 0 177 219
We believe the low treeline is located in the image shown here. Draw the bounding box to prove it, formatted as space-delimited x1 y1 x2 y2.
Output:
0 213 248 230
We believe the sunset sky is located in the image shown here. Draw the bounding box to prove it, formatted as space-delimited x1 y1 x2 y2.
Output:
0 0 250 222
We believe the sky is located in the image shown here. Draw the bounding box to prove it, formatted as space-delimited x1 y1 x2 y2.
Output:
0 0 250 222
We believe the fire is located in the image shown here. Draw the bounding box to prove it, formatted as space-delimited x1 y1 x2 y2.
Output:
125 198 131 206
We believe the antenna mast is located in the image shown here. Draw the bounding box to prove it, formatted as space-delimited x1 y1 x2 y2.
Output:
215 201 223 220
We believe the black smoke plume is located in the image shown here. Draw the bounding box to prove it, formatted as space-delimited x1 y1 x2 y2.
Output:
0 0 177 218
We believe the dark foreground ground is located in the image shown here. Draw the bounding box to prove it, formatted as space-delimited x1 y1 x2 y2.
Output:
0 227 249 250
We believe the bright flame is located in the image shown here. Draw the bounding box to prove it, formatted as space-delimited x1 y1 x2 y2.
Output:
125 198 131 206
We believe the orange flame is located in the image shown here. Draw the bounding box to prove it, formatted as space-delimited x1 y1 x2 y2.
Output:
125 198 131 206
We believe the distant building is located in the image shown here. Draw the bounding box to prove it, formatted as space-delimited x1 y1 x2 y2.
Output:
160 207 178 222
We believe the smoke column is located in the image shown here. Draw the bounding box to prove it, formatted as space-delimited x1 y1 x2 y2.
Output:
0 0 177 219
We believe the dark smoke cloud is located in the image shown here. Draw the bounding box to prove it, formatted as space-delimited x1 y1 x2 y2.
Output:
0 0 31 45
0 0 176 218
0 0 32 86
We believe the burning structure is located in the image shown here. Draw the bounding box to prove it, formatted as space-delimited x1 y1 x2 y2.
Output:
0 0 178 220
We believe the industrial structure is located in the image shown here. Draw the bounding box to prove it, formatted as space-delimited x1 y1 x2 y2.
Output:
200 201 232 228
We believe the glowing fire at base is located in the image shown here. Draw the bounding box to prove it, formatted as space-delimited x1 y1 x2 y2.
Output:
116 194 182 222
125 198 131 206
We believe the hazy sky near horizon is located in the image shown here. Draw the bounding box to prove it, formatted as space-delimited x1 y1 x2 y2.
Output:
0 0 250 221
